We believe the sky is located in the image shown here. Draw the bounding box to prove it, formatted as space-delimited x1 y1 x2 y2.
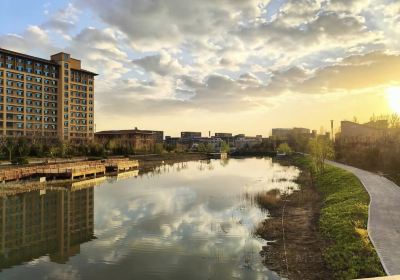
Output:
1 0 400 137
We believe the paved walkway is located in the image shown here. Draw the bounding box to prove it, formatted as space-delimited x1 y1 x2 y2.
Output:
326 161 400 276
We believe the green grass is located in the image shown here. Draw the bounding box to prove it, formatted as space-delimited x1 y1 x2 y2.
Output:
293 156 385 280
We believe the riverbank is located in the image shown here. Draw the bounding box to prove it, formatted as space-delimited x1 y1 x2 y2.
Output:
256 155 385 280
255 157 329 280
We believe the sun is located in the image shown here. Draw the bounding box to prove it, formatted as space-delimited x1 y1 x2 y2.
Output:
386 87 400 114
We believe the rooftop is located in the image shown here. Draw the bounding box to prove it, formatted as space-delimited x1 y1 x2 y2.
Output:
0 47 98 76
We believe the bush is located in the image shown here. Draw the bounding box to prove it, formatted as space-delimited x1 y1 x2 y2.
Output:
11 157 29 165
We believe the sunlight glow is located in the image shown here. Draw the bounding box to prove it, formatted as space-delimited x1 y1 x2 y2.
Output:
386 87 400 114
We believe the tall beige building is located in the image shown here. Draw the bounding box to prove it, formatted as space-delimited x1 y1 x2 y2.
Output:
0 48 97 141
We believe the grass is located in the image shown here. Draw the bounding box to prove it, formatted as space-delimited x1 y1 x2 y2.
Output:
293 156 385 280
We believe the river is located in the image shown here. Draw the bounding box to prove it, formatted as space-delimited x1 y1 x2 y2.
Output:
0 157 299 280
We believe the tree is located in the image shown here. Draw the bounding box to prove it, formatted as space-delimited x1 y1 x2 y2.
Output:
0 136 17 162
220 141 230 153
197 143 207 153
277 143 292 155
16 137 30 158
308 136 334 174
153 143 164 154
206 143 215 153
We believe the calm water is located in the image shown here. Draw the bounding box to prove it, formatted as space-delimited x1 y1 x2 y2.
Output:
0 158 299 280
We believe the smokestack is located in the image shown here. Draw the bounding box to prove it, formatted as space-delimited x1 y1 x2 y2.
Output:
209 131 210 138
330 120 334 141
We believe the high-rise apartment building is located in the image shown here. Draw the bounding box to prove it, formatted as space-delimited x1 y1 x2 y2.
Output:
0 48 97 141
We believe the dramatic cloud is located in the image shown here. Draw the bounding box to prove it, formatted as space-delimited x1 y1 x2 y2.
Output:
1 0 399 133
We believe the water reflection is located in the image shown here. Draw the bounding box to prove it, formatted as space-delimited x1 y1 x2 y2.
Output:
0 186 94 269
0 158 298 280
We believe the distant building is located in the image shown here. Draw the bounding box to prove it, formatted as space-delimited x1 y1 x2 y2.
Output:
132 127 163 143
337 121 389 142
292 127 311 134
214 133 234 146
215 133 232 138
234 134 245 139
95 128 161 151
234 135 262 149
181 131 201 139
272 127 310 138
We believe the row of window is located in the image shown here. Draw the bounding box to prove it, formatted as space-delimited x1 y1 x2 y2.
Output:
71 78 93 85
1 73 57 86
0 106 57 114
66 92 93 99
0 88 57 99
5 123 57 129
4 114 56 122
70 84 92 91
67 105 94 112
6 72 24 80
3 99 57 107
0 61 58 78
64 113 93 119
65 99 92 105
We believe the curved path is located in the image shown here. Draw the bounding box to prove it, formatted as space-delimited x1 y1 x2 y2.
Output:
326 160 400 276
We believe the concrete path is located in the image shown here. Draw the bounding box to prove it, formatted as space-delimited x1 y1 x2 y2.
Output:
326 160 400 276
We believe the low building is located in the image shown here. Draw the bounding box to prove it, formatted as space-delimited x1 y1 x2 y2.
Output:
272 127 310 138
213 132 234 146
215 133 232 138
234 135 262 149
272 128 292 138
95 128 160 151
337 121 389 142
181 131 201 139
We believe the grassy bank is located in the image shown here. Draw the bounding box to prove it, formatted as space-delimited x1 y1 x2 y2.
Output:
294 156 385 279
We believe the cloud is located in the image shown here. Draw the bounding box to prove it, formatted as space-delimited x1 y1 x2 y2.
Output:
132 51 187 76
0 25 57 56
41 3 79 34
78 0 264 50
266 51 400 95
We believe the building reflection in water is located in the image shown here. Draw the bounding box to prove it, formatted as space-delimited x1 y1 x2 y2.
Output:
0 185 94 269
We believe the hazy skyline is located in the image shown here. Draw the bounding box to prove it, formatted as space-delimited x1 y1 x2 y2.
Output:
1 0 399 137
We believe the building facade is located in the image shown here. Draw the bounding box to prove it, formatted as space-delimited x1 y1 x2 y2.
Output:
181 131 201 139
95 128 162 152
0 48 97 141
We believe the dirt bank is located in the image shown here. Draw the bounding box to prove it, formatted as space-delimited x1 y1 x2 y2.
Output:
255 160 331 280
131 153 209 172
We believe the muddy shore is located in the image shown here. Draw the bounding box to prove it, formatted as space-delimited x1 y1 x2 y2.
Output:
255 159 331 280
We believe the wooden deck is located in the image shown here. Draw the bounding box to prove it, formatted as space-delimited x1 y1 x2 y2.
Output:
0 159 139 182
104 159 139 172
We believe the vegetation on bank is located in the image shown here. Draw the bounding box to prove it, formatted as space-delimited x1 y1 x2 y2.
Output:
294 155 385 280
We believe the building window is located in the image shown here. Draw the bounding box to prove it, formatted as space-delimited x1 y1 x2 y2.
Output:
64 63 69 69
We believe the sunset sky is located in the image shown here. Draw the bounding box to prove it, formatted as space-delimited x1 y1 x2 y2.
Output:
1 0 399 136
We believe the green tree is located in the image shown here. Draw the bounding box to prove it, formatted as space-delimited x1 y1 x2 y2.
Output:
197 143 207 153
220 141 230 153
308 136 334 173
277 143 292 155
153 143 164 154
206 143 215 153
